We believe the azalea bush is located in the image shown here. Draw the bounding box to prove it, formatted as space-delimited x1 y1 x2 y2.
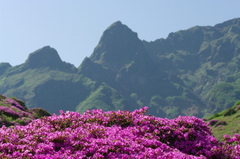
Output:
0 107 239 158
0 95 51 127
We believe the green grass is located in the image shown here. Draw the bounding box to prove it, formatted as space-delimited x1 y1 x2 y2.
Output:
207 101 240 142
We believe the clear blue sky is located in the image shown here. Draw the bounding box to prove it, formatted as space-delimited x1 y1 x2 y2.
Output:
1 1 240 67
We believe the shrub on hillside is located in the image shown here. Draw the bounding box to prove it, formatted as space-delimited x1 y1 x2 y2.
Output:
0 95 51 127
223 108 236 116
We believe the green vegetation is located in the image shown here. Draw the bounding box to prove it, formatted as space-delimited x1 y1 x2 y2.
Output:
76 83 126 113
207 100 240 141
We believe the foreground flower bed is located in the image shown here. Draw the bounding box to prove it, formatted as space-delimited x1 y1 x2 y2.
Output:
0 107 239 158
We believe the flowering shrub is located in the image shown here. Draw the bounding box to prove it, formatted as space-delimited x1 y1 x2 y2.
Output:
0 107 239 158
0 95 51 127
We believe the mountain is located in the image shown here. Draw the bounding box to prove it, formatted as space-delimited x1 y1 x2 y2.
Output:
143 18 240 117
0 46 87 113
0 18 240 118
78 21 204 118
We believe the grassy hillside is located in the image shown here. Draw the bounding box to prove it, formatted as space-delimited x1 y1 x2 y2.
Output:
207 101 240 141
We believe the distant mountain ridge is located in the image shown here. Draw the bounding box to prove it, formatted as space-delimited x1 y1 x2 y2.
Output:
1 18 240 118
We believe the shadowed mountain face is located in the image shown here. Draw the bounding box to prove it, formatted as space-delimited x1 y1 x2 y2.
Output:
0 18 240 118
24 46 62 69
25 46 78 73
90 21 145 70
79 21 201 117
0 63 11 76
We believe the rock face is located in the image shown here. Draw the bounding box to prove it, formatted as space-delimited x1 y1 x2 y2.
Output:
0 18 240 118
0 95 51 127
90 21 146 70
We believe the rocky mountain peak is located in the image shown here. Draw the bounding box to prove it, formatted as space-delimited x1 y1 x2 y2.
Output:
0 63 12 75
89 21 145 70
104 21 134 35
24 46 63 69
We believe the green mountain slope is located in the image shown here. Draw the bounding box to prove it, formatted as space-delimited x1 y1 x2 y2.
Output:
143 18 240 117
0 46 93 113
0 18 240 118
207 101 240 141
79 21 203 118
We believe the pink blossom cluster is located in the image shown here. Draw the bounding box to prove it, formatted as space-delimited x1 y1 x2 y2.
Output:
0 95 50 127
0 107 239 158
2 98 25 111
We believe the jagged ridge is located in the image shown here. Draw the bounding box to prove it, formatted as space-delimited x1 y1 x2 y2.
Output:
0 18 240 119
